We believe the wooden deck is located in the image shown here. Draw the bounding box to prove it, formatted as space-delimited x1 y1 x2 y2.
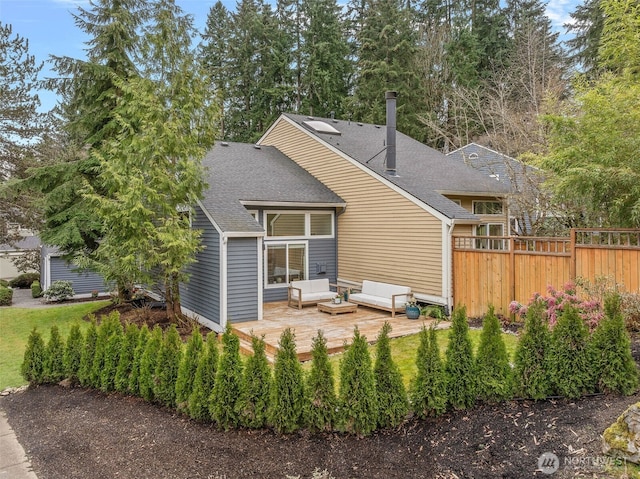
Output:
232 301 449 361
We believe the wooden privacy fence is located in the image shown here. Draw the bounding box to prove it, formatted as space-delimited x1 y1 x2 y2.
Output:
452 229 640 318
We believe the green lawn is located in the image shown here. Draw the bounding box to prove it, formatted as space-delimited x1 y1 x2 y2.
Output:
305 328 520 389
0 301 109 389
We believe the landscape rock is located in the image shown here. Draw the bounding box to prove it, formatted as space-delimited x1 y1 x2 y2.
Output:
603 402 640 463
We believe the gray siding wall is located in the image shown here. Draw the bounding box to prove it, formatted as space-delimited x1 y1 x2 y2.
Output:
49 258 107 295
263 236 337 302
181 206 221 325
227 238 260 322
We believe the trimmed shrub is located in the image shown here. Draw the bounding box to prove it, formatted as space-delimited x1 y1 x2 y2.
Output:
64 323 84 383
128 324 151 396
0 279 7 287
444 306 477 409
21 328 46 384
114 323 140 394
590 294 639 395
548 305 594 398
514 300 552 400
9 272 40 289
90 312 121 388
31 281 42 298
100 320 124 392
78 318 98 387
44 325 66 384
269 328 304 434
43 280 74 302
374 322 408 429
154 325 183 408
304 330 338 432
410 326 447 418
138 326 163 402
210 325 243 430
0 286 13 306
238 335 272 429
188 332 219 421
176 329 204 411
475 306 514 403
339 327 378 436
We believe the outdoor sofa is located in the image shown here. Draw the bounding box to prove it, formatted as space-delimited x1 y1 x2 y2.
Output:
348 280 411 318
287 278 341 309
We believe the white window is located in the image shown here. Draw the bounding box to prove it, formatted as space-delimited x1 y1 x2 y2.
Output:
475 223 505 249
264 211 334 238
473 201 503 215
266 242 307 286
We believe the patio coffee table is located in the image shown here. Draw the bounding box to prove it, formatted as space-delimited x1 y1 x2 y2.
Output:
317 301 358 315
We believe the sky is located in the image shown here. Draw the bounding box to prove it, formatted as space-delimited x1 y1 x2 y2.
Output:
1 0 581 113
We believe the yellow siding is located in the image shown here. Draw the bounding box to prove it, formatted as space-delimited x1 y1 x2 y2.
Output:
262 119 444 297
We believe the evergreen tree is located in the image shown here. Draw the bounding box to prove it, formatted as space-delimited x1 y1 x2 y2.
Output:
339 327 378 436
90 312 121 388
410 326 447 418
513 300 551 400
64 323 84 383
444 306 477 409
188 332 219 422
210 325 243 429
176 329 204 411
100 319 124 392
475 306 514 402
269 328 305 433
78 318 98 387
154 325 183 408
128 324 150 396
138 326 163 402
43 325 66 384
374 322 408 429
548 305 594 399
239 335 272 429
590 293 639 395
565 0 604 75
21 328 46 384
114 323 140 394
304 330 338 432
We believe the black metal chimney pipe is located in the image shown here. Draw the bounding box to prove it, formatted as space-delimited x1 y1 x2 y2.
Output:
385 91 397 176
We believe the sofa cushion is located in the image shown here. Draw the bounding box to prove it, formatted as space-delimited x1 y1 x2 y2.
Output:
310 278 330 293
360 280 410 303
350 293 405 311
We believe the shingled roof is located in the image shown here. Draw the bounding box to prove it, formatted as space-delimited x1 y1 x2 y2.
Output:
200 142 345 233
282 114 510 221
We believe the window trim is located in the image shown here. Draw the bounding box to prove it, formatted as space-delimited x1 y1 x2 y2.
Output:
474 223 505 250
264 240 309 289
472 200 504 216
262 210 335 239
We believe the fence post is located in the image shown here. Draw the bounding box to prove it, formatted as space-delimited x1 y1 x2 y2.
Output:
509 237 515 314
570 228 576 282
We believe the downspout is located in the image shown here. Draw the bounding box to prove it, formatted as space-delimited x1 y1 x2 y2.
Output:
335 206 347 286
445 219 457 316
220 233 228 330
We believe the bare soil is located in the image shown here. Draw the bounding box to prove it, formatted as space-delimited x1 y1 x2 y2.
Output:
2 306 640 478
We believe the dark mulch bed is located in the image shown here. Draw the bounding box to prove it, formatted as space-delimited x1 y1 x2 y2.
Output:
2 384 639 478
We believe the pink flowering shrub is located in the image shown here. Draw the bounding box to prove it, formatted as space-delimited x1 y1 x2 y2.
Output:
509 282 604 330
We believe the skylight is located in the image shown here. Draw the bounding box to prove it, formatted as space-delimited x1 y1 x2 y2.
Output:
302 120 341 135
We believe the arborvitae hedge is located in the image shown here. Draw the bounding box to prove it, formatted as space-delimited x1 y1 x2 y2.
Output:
269 328 305 434
548 305 594 399
444 306 477 409
78 319 98 387
239 335 272 429
64 323 84 383
176 329 204 411
475 306 514 403
188 332 219 421
410 326 447 418
100 320 124 392
44 325 66 384
374 322 408 428
138 326 163 402
154 325 183 408
591 294 640 395
21 328 46 384
304 330 338 432
90 312 121 388
514 300 552 400
114 323 140 394
339 327 378 436
210 324 243 430
128 324 150 396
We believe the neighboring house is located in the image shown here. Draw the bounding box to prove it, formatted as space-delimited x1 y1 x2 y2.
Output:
447 143 547 236
0 235 39 280
183 93 510 331
41 245 109 296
